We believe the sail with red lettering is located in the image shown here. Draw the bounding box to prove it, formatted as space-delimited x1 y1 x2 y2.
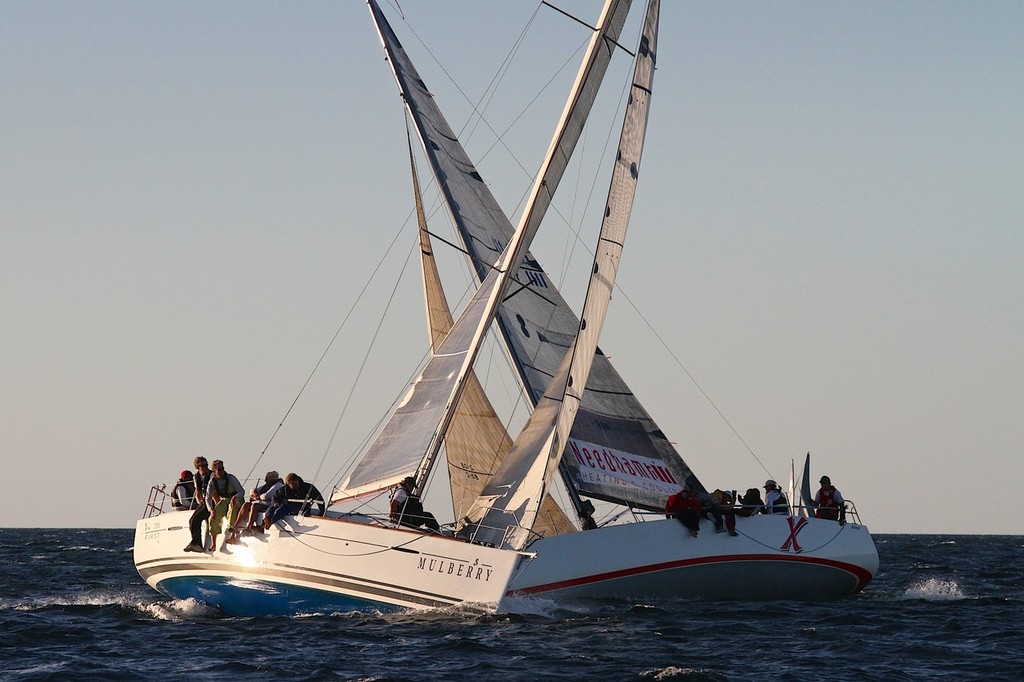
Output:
369 0 698 518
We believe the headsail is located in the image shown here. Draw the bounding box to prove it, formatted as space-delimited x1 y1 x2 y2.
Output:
410 135 576 535
459 0 662 550
372 0 699 513
349 0 699 515
341 0 635 499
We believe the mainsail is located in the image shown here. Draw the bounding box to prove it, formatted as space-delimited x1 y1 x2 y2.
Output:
460 0 662 550
409 136 576 536
341 0 634 499
373 0 699 512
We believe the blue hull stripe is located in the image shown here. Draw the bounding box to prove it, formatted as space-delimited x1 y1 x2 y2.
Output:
155 574 402 616
139 558 461 613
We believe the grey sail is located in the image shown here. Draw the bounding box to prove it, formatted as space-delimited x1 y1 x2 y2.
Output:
344 0 630 498
460 0 663 549
371 0 698 512
410 137 576 536
372 0 700 512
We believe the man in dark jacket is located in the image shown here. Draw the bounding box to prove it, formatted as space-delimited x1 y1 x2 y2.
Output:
389 476 439 531
184 457 212 552
262 473 326 529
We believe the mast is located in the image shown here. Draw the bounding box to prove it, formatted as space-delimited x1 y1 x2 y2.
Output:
459 0 661 550
372 0 700 515
342 0 635 500
409 133 577 535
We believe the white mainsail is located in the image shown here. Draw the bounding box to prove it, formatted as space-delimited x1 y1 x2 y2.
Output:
370 0 699 513
459 0 661 550
342 0 634 499
409 137 576 535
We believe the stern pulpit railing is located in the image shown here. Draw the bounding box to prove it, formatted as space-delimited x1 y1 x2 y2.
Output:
143 484 169 519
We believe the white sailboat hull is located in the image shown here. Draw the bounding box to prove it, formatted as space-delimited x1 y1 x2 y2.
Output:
507 515 878 602
133 511 522 616
134 511 876 615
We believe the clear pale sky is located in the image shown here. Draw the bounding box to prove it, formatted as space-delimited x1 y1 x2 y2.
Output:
3 1 1021 534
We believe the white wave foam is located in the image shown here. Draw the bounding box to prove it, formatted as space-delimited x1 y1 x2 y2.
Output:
639 666 724 680
141 598 220 620
10 590 143 610
902 578 966 601
4 588 221 620
498 595 562 618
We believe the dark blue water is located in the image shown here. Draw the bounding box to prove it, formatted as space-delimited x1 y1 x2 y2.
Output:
1 530 1020 680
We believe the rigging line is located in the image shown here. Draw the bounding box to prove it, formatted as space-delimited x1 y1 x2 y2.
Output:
458 5 541 148
491 40 591 219
380 0 405 21
323 259 443 493
540 1 636 58
394 4 553 187
243 198 418 487
423 225 503 279
276 521 438 558
554 31 633 291
310 236 421 487
611 281 771 477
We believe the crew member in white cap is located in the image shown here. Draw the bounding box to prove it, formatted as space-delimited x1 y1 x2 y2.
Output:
761 479 789 515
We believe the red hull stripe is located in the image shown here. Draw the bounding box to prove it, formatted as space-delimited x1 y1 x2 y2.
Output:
508 553 874 596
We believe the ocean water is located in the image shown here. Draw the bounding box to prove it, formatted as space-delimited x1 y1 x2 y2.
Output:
1 530 1020 681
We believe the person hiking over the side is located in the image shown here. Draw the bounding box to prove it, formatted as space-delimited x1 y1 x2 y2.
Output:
206 459 243 552
665 487 701 537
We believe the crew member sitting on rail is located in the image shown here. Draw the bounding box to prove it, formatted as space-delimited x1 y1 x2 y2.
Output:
172 470 195 511
665 487 701 537
760 479 789 515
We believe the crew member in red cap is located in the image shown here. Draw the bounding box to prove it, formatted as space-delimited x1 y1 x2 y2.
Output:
172 469 196 511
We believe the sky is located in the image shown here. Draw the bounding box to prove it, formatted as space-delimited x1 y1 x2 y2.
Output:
2 1 1021 534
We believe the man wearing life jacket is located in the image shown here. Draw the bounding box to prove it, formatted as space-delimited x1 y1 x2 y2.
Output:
761 480 789 515
665 488 701 537
813 475 846 524
172 469 196 511
206 459 244 552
